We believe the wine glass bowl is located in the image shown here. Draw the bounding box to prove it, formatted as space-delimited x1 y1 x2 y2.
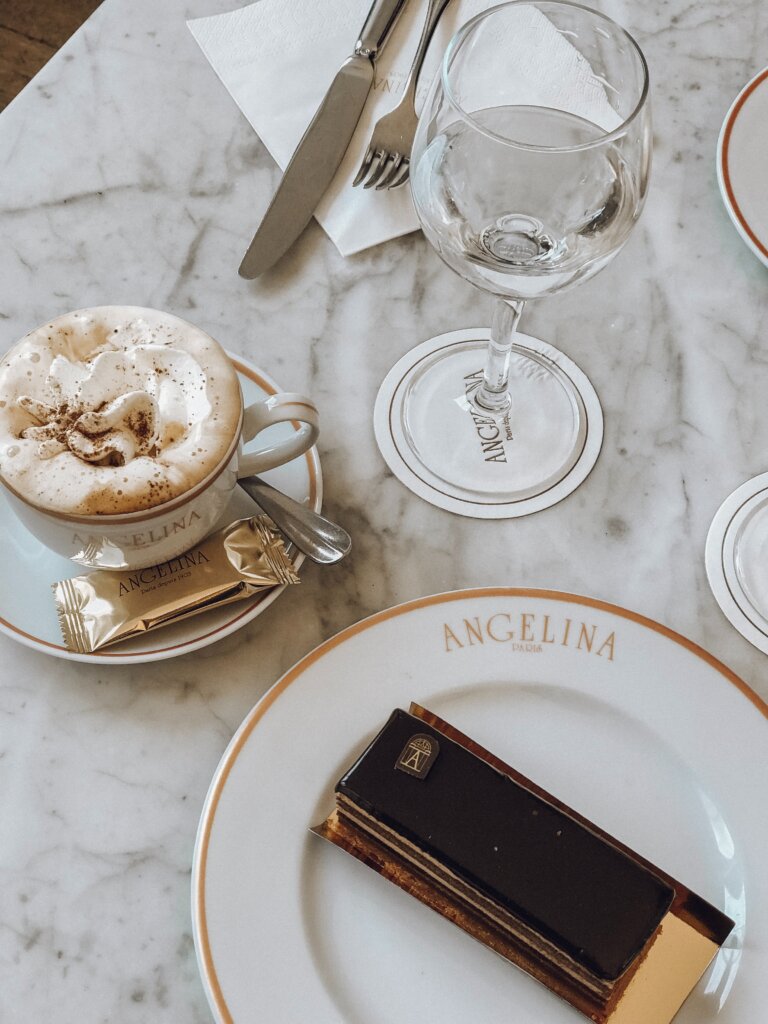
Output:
411 2 651 302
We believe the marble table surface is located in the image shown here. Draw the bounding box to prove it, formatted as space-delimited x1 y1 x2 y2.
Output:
2 0 768 1019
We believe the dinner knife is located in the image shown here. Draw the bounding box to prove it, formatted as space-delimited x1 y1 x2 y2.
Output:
239 0 409 278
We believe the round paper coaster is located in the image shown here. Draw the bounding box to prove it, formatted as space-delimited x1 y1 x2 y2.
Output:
706 472 768 654
717 67 768 266
373 329 603 519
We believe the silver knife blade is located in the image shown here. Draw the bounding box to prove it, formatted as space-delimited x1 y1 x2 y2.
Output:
239 55 373 279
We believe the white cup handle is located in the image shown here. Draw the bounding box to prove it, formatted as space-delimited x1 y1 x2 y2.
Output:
237 393 319 478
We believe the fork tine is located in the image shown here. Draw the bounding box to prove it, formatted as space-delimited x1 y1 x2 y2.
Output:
359 149 385 189
362 150 391 190
375 153 404 191
352 146 375 188
389 158 410 190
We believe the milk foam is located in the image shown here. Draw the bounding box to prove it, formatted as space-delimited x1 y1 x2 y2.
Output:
0 308 242 515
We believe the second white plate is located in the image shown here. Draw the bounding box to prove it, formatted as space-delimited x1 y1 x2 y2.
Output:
717 66 768 265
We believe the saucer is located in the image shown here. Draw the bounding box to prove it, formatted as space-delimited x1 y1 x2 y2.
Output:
717 67 768 266
193 588 766 1024
706 472 768 654
0 355 322 664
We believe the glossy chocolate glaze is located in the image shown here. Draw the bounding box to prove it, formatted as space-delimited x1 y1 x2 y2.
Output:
338 709 674 982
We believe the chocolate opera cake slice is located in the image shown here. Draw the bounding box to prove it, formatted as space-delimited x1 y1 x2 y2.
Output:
311 705 734 1024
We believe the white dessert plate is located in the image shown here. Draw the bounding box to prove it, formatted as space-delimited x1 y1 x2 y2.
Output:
193 588 766 1024
0 355 321 664
717 67 768 266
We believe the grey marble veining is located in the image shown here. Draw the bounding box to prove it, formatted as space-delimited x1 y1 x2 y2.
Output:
2 0 768 1019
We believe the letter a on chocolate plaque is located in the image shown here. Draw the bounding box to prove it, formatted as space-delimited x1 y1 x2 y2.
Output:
395 735 439 780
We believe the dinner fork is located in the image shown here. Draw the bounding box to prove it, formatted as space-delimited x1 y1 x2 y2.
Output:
353 0 453 190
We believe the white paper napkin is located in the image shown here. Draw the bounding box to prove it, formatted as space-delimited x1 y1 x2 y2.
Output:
188 0 621 258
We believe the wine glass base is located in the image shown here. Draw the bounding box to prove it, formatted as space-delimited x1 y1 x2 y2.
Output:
374 329 603 519
706 473 768 652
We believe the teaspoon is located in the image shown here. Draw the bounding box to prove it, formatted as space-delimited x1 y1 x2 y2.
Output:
238 476 352 565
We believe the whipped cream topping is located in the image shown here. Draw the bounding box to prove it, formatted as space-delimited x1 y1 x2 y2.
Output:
62 392 159 464
0 308 242 516
20 388 160 464
17 344 212 467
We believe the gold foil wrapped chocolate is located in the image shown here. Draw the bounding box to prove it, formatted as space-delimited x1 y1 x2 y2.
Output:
53 516 299 653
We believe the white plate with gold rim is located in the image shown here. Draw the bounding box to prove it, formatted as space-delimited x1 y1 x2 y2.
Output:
0 355 321 664
717 67 768 266
192 588 766 1024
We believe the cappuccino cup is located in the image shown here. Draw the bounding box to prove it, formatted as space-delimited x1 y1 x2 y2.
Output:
0 306 319 570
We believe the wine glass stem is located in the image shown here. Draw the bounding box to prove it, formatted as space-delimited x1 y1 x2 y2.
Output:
474 298 525 414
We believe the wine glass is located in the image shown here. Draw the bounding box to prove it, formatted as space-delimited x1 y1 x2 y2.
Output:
377 0 651 515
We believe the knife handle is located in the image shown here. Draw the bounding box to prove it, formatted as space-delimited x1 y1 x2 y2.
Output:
356 0 408 59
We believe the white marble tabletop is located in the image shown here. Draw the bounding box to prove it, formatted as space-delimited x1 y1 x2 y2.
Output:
1 0 768 1019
